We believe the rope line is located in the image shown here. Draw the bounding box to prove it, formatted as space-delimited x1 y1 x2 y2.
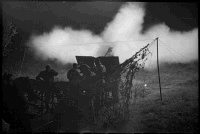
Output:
10 39 156 50
159 41 184 63
159 39 191 63
158 39 192 62
158 40 198 85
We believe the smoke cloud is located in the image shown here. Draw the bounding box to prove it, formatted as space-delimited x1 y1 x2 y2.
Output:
28 2 198 70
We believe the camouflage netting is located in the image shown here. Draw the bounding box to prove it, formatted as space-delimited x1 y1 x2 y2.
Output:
89 39 156 130
2 39 157 132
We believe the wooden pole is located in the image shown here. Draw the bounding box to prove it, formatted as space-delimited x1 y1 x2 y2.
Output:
156 37 162 101
18 48 27 77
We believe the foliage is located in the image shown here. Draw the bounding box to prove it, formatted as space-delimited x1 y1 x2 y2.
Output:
3 21 18 57
90 39 156 131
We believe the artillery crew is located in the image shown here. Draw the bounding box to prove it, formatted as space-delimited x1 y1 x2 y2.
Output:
67 63 97 87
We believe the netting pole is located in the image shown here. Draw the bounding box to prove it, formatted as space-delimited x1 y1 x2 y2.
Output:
18 48 27 77
156 37 162 101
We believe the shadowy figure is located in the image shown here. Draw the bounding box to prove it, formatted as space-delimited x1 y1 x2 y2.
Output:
78 64 97 125
36 65 58 82
93 58 108 117
54 64 100 132
79 64 96 94
80 64 96 79
52 63 87 132
94 58 106 76
36 65 58 114
67 63 82 86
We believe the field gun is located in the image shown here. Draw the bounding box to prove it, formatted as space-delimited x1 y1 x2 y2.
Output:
32 39 156 132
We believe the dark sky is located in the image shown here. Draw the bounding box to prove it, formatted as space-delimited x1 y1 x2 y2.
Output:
3 2 198 35
2 2 122 35
143 2 198 33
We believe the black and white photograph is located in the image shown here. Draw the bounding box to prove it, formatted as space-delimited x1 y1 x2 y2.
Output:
2 1 198 133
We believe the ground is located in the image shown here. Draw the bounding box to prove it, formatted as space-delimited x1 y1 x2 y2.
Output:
120 61 198 133
18 61 198 133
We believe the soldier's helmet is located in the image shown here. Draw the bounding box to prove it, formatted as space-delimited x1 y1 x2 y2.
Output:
80 64 91 73
46 64 51 70
73 63 79 68
95 58 102 66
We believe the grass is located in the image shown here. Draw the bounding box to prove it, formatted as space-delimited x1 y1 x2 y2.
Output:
53 61 198 133
4 58 198 133
119 61 198 133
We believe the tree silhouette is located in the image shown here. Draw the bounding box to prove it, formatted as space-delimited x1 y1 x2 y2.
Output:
3 21 18 57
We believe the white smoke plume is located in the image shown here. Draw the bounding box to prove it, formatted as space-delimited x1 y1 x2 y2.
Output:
143 25 198 69
28 2 198 70
29 26 105 64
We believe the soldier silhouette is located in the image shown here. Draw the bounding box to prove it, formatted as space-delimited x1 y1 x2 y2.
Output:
36 65 58 114
94 58 106 76
67 63 82 85
36 65 58 82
